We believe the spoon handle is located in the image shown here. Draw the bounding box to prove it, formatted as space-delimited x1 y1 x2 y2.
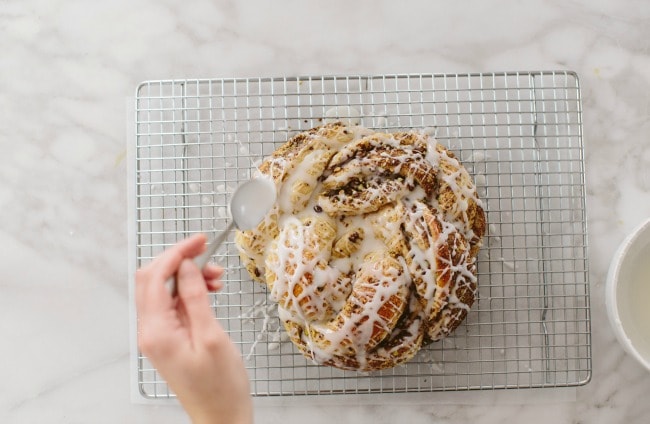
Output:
164 221 236 296
194 221 236 270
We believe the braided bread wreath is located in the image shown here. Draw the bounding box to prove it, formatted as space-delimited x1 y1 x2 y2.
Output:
234 122 486 371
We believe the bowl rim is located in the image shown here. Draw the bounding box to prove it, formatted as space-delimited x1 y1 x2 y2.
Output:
606 217 650 372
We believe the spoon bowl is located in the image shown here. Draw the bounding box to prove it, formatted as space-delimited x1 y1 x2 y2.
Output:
165 177 276 295
230 176 277 230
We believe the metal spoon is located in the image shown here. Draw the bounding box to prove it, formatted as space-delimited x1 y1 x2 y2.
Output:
165 177 277 296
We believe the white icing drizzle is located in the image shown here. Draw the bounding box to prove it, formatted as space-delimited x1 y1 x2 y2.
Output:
277 149 325 213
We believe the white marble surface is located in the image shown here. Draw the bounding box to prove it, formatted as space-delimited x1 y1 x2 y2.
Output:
2 0 650 422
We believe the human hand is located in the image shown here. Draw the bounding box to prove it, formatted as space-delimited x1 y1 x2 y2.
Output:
135 234 253 424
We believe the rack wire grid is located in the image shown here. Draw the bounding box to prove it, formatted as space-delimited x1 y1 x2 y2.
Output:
131 71 591 398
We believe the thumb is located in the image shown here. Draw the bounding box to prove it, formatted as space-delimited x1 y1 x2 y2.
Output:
176 259 217 336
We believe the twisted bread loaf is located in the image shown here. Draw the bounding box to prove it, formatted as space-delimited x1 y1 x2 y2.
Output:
235 123 486 371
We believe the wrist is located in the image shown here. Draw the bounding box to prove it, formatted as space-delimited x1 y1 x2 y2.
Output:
188 405 253 424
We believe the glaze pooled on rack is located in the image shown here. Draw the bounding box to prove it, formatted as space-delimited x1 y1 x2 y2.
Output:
235 122 486 371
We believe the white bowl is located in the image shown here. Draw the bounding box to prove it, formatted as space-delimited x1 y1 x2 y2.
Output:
606 218 650 372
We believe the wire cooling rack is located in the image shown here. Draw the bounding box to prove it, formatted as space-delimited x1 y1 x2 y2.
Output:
130 72 591 399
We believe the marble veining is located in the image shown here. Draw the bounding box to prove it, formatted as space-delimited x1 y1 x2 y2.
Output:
1 0 650 422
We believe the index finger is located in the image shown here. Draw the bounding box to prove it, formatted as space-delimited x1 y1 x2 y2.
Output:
148 234 208 282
